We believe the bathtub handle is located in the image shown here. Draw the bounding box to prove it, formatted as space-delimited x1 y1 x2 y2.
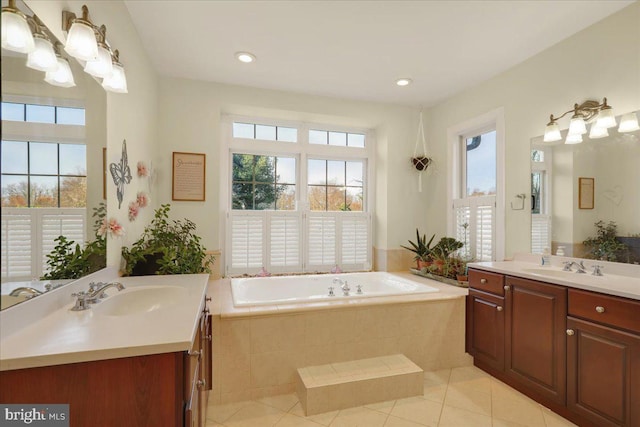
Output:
356 284 363 294
328 286 335 297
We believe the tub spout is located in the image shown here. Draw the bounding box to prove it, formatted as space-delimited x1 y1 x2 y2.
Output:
341 281 350 296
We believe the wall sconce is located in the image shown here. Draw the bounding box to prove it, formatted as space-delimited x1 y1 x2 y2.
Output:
544 98 637 144
84 25 113 78
26 16 57 72
1 0 35 53
101 49 128 93
44 42 76 88
62 5 98 61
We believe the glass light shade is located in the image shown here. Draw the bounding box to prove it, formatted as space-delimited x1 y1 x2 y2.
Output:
44 56 76 88
565 133 583 145
1 8 35 53
618 112 640 133
84 44 113 78
102 62 128 93
568 116 587 135
64 20 98 61
595 107 616 129
543 122 562 142
588 124 609 139
26 36 58 72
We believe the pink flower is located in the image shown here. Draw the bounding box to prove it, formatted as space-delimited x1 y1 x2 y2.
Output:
136 191 149 208
137 161 149 178
128 201 140 221
98 217 125 237
97 218 108 237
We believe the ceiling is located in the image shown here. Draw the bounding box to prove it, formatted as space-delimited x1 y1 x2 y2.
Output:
125 1 633 108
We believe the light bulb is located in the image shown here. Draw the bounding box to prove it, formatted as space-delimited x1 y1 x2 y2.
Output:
64 19 98 61
588 124 609 139
1 7 35 53
568 116 587 135
618 112 640 133
102 62 128 93
26 35 58 72
543 122 562 142
565 133 583 145
596 107 616 129
45 56 76 88
84 44 113 78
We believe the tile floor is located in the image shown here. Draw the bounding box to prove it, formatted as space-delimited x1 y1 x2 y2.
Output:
206 366 579 427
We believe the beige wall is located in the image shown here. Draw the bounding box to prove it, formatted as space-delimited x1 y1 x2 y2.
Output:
424 2 640 258
26 0 160 268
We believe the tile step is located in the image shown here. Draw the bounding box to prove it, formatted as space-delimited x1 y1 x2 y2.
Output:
296 354 423 415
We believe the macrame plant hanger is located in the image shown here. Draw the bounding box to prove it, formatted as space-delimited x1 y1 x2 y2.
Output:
411 111 431 192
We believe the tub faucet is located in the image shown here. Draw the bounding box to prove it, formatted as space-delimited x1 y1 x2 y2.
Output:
333 278 344 287
341 281 350 296
9 287 43 298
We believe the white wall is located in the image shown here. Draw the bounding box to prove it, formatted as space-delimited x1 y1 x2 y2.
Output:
26 0 160 268
424 2 640 258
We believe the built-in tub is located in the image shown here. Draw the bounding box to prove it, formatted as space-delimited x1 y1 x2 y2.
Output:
231 271 439 307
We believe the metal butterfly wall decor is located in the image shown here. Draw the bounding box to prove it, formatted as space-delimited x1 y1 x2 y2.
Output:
110 140 132 209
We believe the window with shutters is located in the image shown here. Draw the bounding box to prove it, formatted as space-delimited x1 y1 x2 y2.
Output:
531 147 551 254
448 109 505 262
224 116 373 276
1 100 87 281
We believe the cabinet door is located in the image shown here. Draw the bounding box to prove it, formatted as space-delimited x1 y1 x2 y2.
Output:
505 276 566 405
467 289 505 371
567 317 640 427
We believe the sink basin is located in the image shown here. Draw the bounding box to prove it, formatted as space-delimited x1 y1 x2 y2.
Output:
522 268 576 278
93 286 187 316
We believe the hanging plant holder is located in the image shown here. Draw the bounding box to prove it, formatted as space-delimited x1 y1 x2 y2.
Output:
411 111 432 191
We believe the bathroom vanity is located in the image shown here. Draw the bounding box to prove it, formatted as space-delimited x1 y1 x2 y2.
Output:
466 259 640 427
0 273 211 427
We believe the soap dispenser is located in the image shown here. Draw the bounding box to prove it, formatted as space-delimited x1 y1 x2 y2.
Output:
541 248 551 266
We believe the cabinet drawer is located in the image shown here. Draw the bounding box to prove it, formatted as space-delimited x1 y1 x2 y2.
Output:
568 289 640 334
469 269 505 296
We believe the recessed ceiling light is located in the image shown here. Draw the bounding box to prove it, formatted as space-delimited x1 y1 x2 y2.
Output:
236 52 256 63
396 78 412 86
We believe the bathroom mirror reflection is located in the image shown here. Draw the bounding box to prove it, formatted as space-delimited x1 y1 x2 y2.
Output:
530 111 640 264
1 0 107 309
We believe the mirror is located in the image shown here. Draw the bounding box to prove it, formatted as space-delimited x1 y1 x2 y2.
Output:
530 111 640 264
1 0 107 309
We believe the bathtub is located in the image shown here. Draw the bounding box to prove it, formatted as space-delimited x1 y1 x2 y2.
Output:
231 271 439 307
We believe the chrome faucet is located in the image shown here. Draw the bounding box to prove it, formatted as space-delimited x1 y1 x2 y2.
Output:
341 281 350 296
563 261 586 273
71 282 125 311
9 287 43 298
332 277 344 287
592 265 604 276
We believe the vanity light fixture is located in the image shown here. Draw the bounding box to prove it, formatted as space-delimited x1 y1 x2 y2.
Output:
25 16 58 72
62 5 98 61
1 0 35 54
84 25 113 78
544 98 619 144
588 124 609 139
236 52 256 63
45 44 76 88
396 78 412 87
618 112 640 133
102 50 128 93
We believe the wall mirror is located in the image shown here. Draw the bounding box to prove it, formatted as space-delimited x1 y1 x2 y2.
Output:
530 111 640 264
1 0 107 309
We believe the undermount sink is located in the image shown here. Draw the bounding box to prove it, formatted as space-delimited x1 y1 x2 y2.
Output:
93 286 187 316
522 268 578 278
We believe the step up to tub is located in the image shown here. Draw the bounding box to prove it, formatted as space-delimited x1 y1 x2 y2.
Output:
296 354 423 415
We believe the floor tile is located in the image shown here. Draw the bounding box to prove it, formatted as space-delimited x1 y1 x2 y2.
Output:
492 419 533 427
258 393 300 412
437 405 492 427
288 403 339 426
421 382 447 403
443 385 492 416
329 406 388 427
224 401 287 427
389 396 441 426
206 400 252 424
540 407 579 427
491 395 546 427
423 369 451 386
204 421 224 427
448 366 491 395
383 415 426 426
365 400 396 414
275 413 324 427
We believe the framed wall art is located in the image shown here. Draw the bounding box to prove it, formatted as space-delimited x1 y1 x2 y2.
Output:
579 177 594 209
172 152 206 201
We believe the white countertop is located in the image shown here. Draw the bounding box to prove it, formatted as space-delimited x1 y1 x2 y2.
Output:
468 254 640 300
0 273 209 371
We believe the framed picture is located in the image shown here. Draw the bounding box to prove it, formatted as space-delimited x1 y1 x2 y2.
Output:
579 177 594 209
102 147 107 200
172 152 206 201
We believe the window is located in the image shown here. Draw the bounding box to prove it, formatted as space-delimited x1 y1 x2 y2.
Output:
224 117 372 275
531 147 551 254
448 108 504 262
1 102 85 125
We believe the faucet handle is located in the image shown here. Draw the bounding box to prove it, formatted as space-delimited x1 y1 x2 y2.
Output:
562 261 573 271
328 286 335 297
71 291 86 298
356 284 363 294
592 265 604 276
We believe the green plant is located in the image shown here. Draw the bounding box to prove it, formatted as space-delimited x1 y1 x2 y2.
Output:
121 204 214 276
401 229 436 262
431 237 464 260
41 203 107 280
583 220 628 262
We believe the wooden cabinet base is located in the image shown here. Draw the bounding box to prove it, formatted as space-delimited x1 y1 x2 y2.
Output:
0 353 184 427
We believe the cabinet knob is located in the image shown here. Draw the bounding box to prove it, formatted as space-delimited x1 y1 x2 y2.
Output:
595 306 605 313
205 296 212 302
188 350 202 357
496 306 503 312
206 334 212 342
197 379 206 389
566 329 575 336
504 285 510 291
480 278 488 284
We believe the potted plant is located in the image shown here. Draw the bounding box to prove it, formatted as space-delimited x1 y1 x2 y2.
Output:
583 220 628 262
121 204 214 276
430 237 464 274
401 229 435 269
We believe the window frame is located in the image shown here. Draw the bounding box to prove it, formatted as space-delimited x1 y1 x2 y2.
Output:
530 144 553 254
447 108 505 261
221 114 375 276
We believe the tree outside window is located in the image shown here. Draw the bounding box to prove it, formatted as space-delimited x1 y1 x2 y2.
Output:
231 154 296 210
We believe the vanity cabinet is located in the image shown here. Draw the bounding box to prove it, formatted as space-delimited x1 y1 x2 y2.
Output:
467 268 640 427
0 295 212 427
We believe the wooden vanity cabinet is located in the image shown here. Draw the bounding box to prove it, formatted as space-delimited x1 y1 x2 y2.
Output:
185 303 213 427
466 288 505 371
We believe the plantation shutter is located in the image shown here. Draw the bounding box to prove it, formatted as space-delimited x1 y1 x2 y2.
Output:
340 213 369 267
269 213 301 271
475 203 494 261
230 213 264 271
453 205 471 259
1 211 33 280
307 213 336 268
452 195 495 261
531 214 551 254
41 211 86 274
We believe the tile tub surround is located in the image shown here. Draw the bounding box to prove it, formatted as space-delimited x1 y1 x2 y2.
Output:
206 275 471 405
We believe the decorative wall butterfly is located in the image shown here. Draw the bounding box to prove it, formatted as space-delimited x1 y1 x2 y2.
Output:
110 140 132 209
